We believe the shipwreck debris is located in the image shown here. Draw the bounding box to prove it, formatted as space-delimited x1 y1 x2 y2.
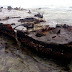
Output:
52 36 56 38
57 29 61 34
34 13 43 18
28 10 31 14
0 23 15 38
0 23 72 59
18 17 46 23
14 30 21 47
11 16 21 18
0 16 21 21
36 30 46 37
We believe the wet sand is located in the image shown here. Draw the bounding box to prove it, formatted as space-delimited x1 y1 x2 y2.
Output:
0 35 69 72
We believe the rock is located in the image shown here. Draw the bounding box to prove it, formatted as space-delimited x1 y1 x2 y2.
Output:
14 7 19 10
28 10 31 14
7 6 12 10
34 13 43 18
52 36 56 38
3 17 9 20
11 23 15 25
18 17 46 24
0 23 3 24
56 24 62 28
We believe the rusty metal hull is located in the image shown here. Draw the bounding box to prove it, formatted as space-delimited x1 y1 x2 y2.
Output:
0 24 72 59
17 30 72 59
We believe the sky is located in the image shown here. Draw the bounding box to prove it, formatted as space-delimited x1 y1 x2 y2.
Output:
0 0 72 8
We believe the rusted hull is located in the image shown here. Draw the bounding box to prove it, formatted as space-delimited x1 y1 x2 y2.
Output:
0 24 15 38
17 31 72 59
0 24 72 59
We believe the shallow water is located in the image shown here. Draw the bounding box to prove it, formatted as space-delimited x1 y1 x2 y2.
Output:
0 8 72 27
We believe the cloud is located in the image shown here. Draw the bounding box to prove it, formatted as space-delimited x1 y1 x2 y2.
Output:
0 0 72 8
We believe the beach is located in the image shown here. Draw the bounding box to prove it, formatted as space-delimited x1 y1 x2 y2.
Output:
0 7 72 72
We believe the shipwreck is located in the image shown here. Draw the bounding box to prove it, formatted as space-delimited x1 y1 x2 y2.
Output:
0 17 72 60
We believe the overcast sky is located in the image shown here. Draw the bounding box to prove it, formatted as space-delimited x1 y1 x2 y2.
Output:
0 0 72 8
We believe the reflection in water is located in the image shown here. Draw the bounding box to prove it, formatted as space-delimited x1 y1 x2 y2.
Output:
0 35 71 72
